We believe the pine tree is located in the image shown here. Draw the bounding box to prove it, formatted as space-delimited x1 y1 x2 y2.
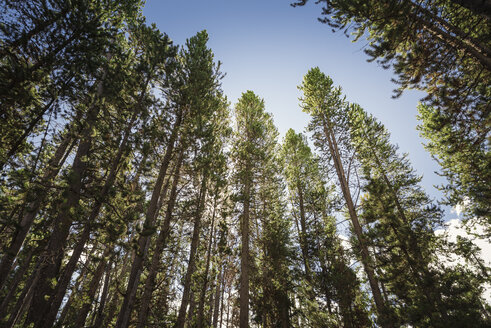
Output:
293 0 491 220
348 104 490 326
299 67 393 327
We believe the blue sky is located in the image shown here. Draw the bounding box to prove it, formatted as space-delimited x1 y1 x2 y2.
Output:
142 0 452 218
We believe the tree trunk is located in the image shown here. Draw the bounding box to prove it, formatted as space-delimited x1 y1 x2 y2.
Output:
27 83 103 327
296 182 312 282
321 118 392 328
136 148 184 328
407 2 491 70
73 248 111 328
42 113 135 328
54 246 95 327
239 163 251 328
360 124 449 323
175 174 208 328
212 261 224 328
115 108 183 328
0 96 57 171
5 271 39 328
196 195 218 328
93 262 112 328
0 247 34 312
100 256 133 328
0 131 74 290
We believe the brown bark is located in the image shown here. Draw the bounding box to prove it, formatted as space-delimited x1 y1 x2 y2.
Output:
407 0 491 59
4 268 40 328
54 246 94 327
0 247 34 313
212 262 224 328
73 248 111 328
100 255 133 328
136 148 184 328
0 131 73 290
175 174 208 328
296 182 312 282
321 118 392 328
406 1 491 70
93 262 112 328
239 163 251 328
27 80 103 327
115 107 183 328
42 112 135 328
197 196 218 328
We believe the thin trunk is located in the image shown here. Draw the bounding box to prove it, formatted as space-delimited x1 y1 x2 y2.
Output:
73 248 111 328
239 163 251 328
0 96 57 171
115 108 183 328
136 149 184 328
410 6 491 70
175 174 208 328
212 262 224 328
197 196 218 328
4 267 40 328
53 247 94 327
160 224 184 318
219 272 226 328
101 257 133 328
321 118 391 328
93 262 112 328
408 0 491 59
297 182 312 282
0 252 35 324
0 247 34 312
0 131 73 290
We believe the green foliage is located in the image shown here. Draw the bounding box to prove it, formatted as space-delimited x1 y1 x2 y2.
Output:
0 3 488 327
294 0 491 226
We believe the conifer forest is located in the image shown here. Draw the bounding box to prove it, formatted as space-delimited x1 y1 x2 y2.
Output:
1 0 490 327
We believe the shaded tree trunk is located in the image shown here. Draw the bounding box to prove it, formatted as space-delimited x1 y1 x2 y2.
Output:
73 248 111 328
0 130 74 290
27 84 103 327
93 262 112 328
175 174 208 328
239 163 251 328
42 113 135 328
115 108 183 328
136 148 184 328
321 117 392 328
197 196 218 328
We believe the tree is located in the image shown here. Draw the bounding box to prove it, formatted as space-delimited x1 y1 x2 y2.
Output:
281 129 371 327
299 67 393 327
348 104 490 326
231 91 293 327
293 0 491 220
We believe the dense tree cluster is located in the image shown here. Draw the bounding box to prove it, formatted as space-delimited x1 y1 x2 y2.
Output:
0 1 489 327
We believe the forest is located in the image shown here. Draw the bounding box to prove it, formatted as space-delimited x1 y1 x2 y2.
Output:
0 0 489 327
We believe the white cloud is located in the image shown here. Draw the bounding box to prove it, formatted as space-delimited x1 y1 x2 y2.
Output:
435 217 491 304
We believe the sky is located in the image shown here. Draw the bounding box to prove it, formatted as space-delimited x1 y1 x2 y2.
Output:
142 0 453 218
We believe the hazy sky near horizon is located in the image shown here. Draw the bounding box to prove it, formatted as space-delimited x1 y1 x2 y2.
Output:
142 0 454 218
